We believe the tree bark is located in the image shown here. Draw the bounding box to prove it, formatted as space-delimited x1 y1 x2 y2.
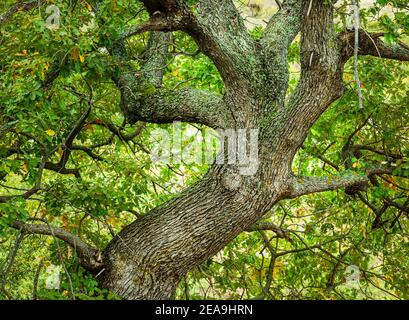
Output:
95 0 409 299
4 0 408 300
100 159 293 299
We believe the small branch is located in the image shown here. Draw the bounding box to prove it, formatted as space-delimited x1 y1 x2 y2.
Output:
71 145 105 162
259 232 277 299
301 145 340 171
87 120 144 142
246 221 293 243
44 162 81 178
59 93 93 167
275 236 344 258
326 247 352 290
351 144 403 160
0 145 81 178
121 15 182 39
44 84 94 177
41 55 69 90
0 232 24 293
0 153 47 203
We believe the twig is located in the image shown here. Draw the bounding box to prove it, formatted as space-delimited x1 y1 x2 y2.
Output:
32 260 43 300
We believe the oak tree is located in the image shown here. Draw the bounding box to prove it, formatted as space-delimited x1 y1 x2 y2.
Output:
0 0 408 300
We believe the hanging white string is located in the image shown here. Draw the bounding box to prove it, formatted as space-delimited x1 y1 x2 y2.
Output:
352 0 363 109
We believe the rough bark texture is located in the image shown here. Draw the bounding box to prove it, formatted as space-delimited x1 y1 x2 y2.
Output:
95 0 409 299
97 1 327 299
5 0 408 300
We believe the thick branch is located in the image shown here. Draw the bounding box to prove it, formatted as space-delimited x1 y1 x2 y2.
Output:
261 0 302 99
290 173 369 198
119 85 230 129
130 0 258 88
191 0 258 85
113 2 258 127
115 29 232 128
341 30 409 63
277 1 343 161
12 221 103 272
140 32 171 86
290 168 393 198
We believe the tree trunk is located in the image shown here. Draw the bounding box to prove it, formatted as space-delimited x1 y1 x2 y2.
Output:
3 0 408 301
97 1 347 299
100 119 294 299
